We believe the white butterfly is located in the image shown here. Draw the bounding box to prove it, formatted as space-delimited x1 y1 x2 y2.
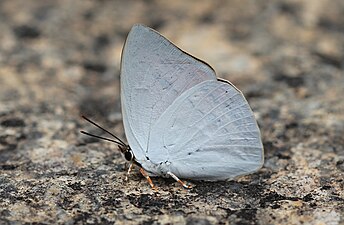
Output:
82 24 264 189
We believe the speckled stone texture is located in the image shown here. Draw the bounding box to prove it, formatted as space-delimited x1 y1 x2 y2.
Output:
0 1 343 224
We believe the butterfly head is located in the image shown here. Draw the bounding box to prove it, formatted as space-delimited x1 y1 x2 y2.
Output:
118 144 134 161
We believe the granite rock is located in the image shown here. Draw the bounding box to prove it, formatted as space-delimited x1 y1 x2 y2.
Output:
0 0 343 224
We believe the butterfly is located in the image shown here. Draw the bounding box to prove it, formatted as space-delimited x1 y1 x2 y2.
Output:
82 24 264 189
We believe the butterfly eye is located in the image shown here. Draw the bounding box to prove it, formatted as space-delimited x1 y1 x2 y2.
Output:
124 151 133 161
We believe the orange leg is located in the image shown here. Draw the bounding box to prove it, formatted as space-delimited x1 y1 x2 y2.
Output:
125 163 134 181
140 168 157 190
167 171 191 189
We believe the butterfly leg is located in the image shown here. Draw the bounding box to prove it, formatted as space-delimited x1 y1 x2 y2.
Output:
167 171 191 189
140 167 157 190
125 162 134 181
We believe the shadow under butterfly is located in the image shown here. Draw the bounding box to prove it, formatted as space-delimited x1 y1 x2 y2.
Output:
81 24 264 189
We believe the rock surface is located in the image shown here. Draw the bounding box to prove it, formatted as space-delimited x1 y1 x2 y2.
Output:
0 0 343 224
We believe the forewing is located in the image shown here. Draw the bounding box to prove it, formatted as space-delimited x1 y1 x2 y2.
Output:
148 80 264 180
121 24 216 160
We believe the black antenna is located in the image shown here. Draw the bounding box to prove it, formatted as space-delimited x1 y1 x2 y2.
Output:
81 115 126 146
80 130 124 146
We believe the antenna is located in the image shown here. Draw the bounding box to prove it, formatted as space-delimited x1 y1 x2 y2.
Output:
80 115 126 146
80 130 124 146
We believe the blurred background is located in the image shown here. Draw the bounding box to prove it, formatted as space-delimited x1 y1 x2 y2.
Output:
0 0 343 224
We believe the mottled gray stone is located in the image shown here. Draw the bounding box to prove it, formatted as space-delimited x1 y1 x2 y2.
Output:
0 0 343 224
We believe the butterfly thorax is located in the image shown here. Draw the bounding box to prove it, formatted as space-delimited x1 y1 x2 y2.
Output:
139 158 172 178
